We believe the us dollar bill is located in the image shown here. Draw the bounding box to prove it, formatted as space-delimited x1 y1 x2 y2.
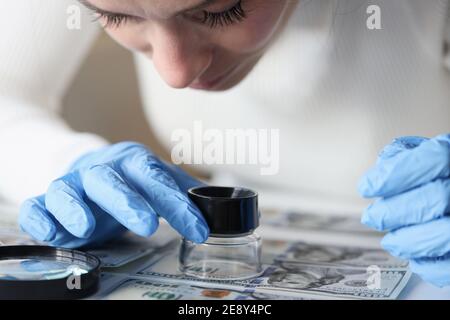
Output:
103 277 311 300
0 227 41 246
266 211 377 234
237 265 410 299
273 241 408 269
126 239 410 300
88 245 156 268
87 223 178 268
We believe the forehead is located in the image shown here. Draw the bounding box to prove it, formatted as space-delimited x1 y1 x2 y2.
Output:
89 0 210 18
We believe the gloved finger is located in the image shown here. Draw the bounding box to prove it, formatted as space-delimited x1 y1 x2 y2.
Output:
410 254 450 288
121 151 209 243
163 162 206 192
362 179 450 231
45 172 96 238
48 204 127 249
359 134 450 198
20 196 96 248
19 195 56 242
82 164 159 237
381 217 450 259
377 136 426 161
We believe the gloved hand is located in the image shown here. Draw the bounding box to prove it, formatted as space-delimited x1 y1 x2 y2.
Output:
359 134 450 287
19 142 209 248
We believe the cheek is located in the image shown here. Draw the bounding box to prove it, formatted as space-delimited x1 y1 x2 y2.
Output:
217 0 289 54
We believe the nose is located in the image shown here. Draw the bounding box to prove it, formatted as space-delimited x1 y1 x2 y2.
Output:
149 22 213 89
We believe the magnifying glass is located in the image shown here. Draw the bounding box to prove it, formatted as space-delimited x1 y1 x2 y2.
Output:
0 246 100 299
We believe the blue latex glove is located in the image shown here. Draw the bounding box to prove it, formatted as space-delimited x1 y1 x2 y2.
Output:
359 134 450 287
19 142 209 248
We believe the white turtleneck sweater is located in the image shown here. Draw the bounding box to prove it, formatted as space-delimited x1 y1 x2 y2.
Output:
0 0 449 216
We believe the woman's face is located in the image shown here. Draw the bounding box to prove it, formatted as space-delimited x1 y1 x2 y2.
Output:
80 0 297 91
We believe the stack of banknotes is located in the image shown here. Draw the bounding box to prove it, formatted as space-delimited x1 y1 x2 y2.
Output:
0 208 411 300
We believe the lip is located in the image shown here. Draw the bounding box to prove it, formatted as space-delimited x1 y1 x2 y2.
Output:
189 65 238 90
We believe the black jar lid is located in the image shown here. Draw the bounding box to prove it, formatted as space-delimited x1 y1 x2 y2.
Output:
188 186 259 237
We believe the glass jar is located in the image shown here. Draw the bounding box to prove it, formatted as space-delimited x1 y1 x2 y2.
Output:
179 233 262 281
178 186 262 281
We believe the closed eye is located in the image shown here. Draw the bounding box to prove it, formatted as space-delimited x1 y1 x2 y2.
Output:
81 0 248 30
199 0 247 29
93 12 136 29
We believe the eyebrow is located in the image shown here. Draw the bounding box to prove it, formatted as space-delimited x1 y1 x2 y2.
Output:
78 0 218 17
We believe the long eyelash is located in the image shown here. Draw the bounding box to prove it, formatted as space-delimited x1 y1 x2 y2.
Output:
93 12 130 29
90 1 247 29
202 0 247 28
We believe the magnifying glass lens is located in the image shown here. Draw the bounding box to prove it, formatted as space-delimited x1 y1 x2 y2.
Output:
0 258 90 281
0 246 101 299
